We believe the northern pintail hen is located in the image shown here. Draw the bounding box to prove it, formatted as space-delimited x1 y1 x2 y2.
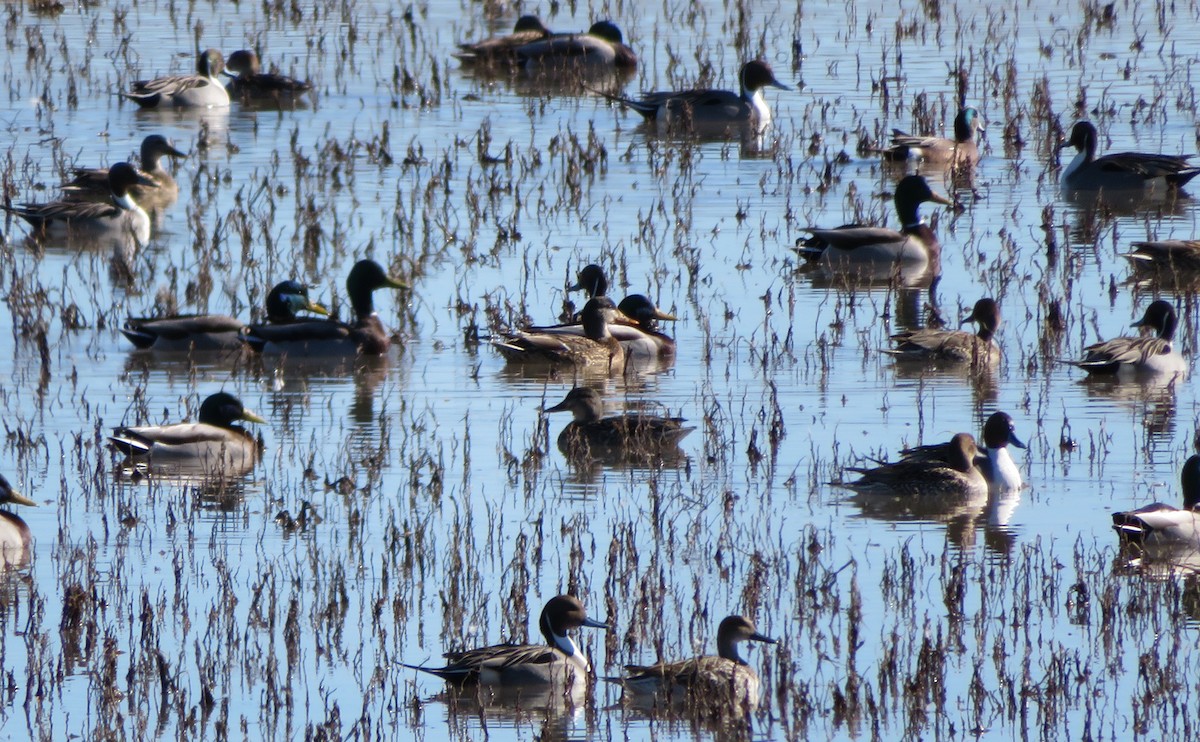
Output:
109 392 266 476
493 297 628 375
5 162 156 247
611 615 776 713
123 48 231 109
1059 120 1200 192
841 433 988 499
222 50 313 102
1122 239 1200 274
898 412 1027 491
0 475 37 569
545 387 694 458
1113 455 1200 550
879 107 985 169
61 135 188 213
605 60 788 135
240 260 409 357
885 297 1001 366
404 595 608 686
122 280 328 352
515 20 637 72
1064 300 1188 377
799 175 954 276
455 15 554 66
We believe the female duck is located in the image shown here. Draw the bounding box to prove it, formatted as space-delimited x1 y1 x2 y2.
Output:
544 386 694 458
899 412 1027 492
123 48 231 109
0 475 37 568
122 280 327 352
841 433 987 500
5 162 156 247
455 15 554 66
109 392 266 476
1113 455 1200 550
494 297 627 375
61 135 188 213
222 50 313 102
1065 300 1188 377
885 297 1001 366
515 20 637 72
1059 121 1199 192
880 107 985 169
240 260 409 357
404 595 608 686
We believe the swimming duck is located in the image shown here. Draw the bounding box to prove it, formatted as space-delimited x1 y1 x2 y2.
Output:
798 175 954 276
1065 300 1188 377
841 433 988 499
544 386 694 458
240 260 409 357
122 280 328 352
222 50 313 101
515 20 637 72
455 15 554 66
611 615 775 713
605 60 788 135
898 412 1027 491
403 595 608 686
493 297 627 374
0 475 37 568
885 297 1001 366
4 162 156 247
61 135 188 213
1121 239 1200 274
1058 121 1200 192
123 48 231 109
879 107 985 169
109 392 266 476
1112 455 1200 550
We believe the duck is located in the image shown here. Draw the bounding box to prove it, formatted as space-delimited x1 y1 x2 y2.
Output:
610 615 776 713
455 15 554 66
123 48 231 109
109 392 266 476
0 475 37 567
122 280 328 352
403 595 608 686
798 175 954 275
240 260 409 357
222 49 313 101
4 162 156 247
1121 239 1200 274
515 20 637 72
544 386 694 458
603 60 788 135
60 135 188 213
840 432 988 500
550 264 678 358
1112 455 1200 550
1058 120 1200 192
1064 300 1188 377
884 297 1001 366
897 412 1027 491
493 297 627 374
879 107 985 169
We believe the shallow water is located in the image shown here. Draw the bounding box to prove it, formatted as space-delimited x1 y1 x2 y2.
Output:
2 0 1200 739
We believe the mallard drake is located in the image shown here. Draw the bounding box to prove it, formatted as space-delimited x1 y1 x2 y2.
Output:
494 297 627 374
611 615 776 712
109 392 266 476
798 175 954 275
403 595 608 686
123 48 231 109
885 297 1001 366
544 386 694 458
122 280 328 352
61 135 188 213
879 107 985 169
1058 121 1200 191
898 412 1027 491
4 162 156 247
1113 455 1200 550
1121 240 1200 273
0 475 37 568
240 260 409 357
604 60 788 135
515 20 637 72
841 432 988 499
455 15 554 66
222 50 313 101
1065 300 1188 377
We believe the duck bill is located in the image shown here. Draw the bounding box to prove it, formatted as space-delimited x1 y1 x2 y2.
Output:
1008 432 1027 450
929 191 955 207
241 409 268 425
543 399 571 414
306 301 330 316
769 79 791 91
749 631 777 644
6 490 37 507
164 144 189 159
581 617 610 630
652 308 679 322
385 277 410 291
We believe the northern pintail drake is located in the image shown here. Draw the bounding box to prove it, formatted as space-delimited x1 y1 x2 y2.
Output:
493 297 627 375
5 162 155 247
885 297 1001 366
61 135 188 213
122 280 328 352
1113 455 1200 550
799 175 954 275
515 20 637 72
240 260 409 357
109 392 266 476
222 49 313 101
898 412 1027 492
611 615 776 713
1122 239 1200 273
880 107 985 169
841 433 988 499
0 475 37 568
1059 120 1200 192
545 387 694 458
455 15 554 66
124 48 231 109
606 60 788 135
404 595 608 686
1065 300 1188 377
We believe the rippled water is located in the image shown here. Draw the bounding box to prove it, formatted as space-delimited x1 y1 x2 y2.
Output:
3 0 1200 739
